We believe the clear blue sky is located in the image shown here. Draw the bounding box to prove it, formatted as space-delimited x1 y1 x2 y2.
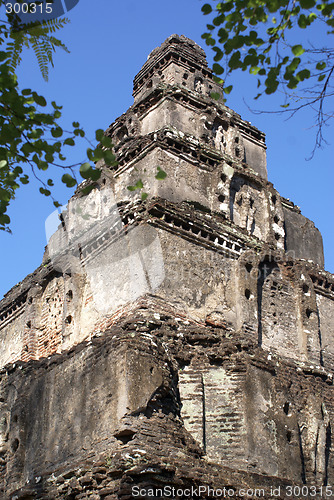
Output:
0 0 333 299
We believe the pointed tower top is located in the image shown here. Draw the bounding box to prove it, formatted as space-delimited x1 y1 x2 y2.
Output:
133 34 213 102
147 34 208 64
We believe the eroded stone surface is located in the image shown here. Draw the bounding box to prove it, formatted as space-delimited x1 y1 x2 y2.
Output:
0 34 333 498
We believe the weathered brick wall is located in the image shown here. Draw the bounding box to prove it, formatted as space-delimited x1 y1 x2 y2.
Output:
0 328 175 496
1 313 334 498
179 364 248 469
317 293 334 368
0 210 333 371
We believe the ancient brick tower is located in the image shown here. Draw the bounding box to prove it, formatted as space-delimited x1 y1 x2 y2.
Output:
0 35 334 499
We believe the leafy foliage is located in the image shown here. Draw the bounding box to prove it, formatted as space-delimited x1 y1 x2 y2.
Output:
127 167 168 201
0 10 116 232
5 15 70 81
201 0 334 150
155 166 167 180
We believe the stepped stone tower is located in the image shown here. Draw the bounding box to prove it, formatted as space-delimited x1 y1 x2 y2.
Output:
0 35 333 498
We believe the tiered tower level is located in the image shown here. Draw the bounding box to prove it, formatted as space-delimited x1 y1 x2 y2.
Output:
0 35 334 498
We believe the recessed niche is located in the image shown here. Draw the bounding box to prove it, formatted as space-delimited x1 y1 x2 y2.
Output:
245 263 252 273
114 429 136 444
11 438 19 453
306 308 312 319
65 315 72 325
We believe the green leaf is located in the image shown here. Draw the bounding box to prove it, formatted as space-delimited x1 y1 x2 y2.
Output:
61 173 77 188
51 127 63 138
32 92 47 107
228 51 242 69
101 135 113 148
212 14 225 27
300 0 316 8
141 192 148 201
47 179 54 186
316 61 326 70
0 52 9 62
218 28 228 42
212 63 224 75
210 92 221 100
292 45 305 56
91 147 104 161
39 161 49 171
64 138 75 146
213 47 224 62
127 179 144 191
206 36 216 46
80 162 92 179
223 85 233 94
87 148 94 161
296 68 311 81
103 150 116 166
21 88 31 96
202 4 213 14
72 121 80 128
45 153 54 163
0 214 10 225
81 185 95 196
213 75 224 85
39 187 51 196
90 169 101 181
155 167 167 180
287 76 299 89
95 129 104 141
0 160 7 170
298 14 308 28
52 101 63 110
74 129 85 138
250 66 261 75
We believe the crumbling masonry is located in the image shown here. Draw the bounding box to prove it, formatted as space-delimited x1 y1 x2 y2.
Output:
0 35 333 499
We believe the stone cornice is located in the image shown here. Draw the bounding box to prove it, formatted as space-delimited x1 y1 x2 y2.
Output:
107 85 266 149
112 127 266 185
1 197 333 331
